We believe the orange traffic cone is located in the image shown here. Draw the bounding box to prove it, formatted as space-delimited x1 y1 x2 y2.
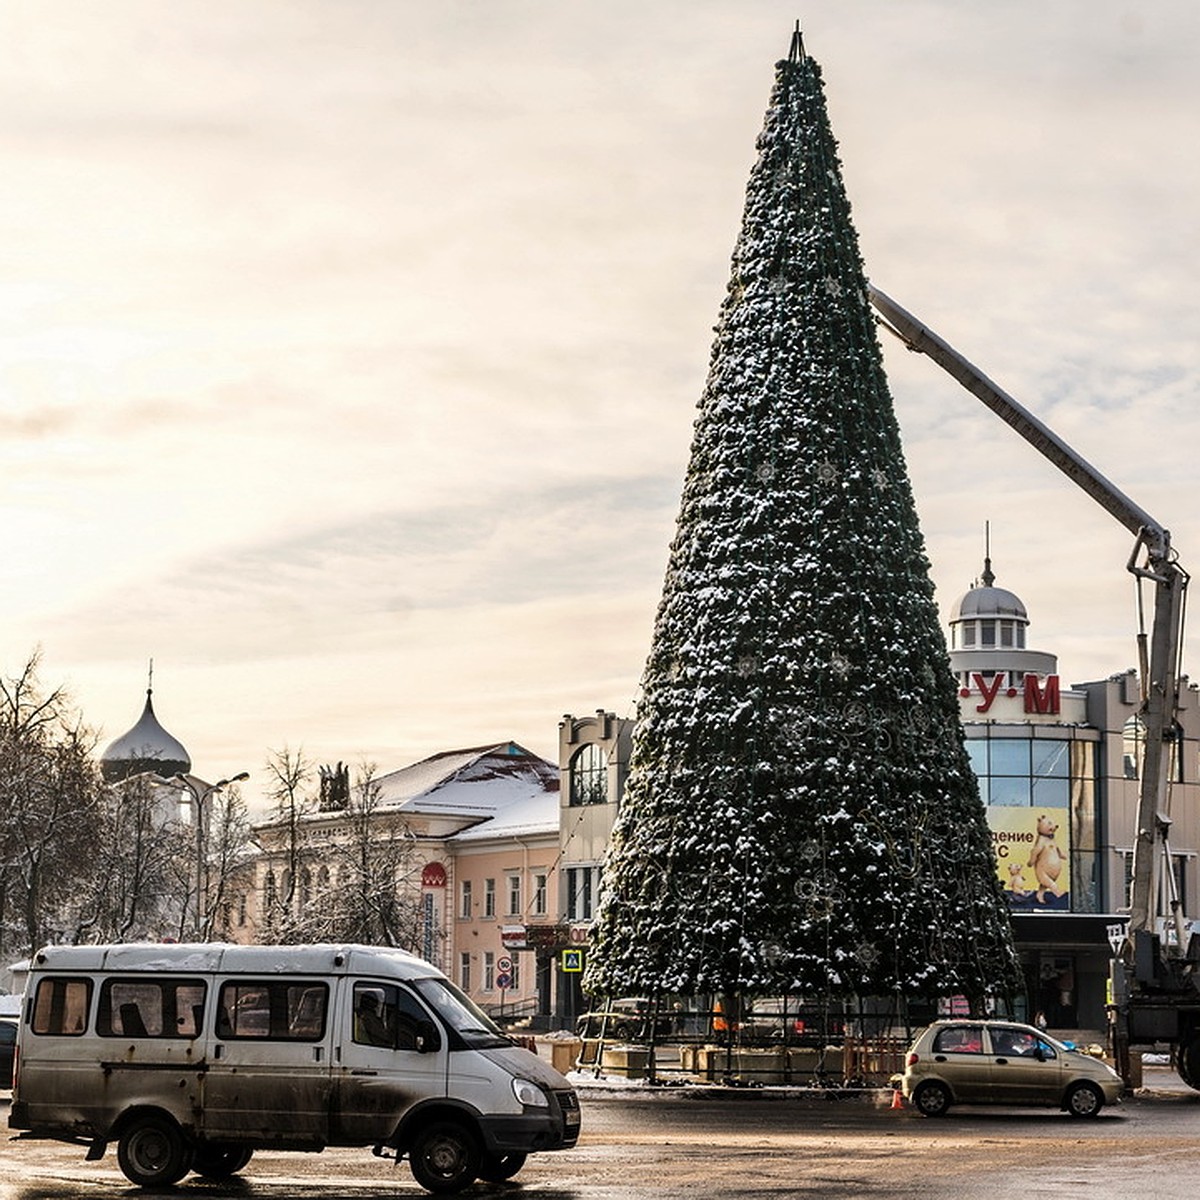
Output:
890 1088 904 1110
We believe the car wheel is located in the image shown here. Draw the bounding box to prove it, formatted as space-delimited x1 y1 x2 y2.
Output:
409 1121 481 1194
478 1150 528 1182
1178 1038 1200 1090
613 1022 631 1040
913 1080 951 1117
1065 1081 1104 1118
192 1143 254 1179
116 1114 194 1186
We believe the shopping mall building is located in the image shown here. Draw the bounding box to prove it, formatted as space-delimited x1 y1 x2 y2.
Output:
947 556 1200 1030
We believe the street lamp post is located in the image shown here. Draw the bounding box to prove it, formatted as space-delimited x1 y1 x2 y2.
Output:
174 771 249 939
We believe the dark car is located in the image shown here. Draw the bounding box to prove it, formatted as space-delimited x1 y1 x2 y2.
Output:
575 998 673 1042
0 1017 16 1088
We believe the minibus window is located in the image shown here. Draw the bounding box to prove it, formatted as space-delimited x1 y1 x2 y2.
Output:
352 982 437 1051
410 977 511 1050
217 980 328 1041
31 978 92 1036
97 979 207 1039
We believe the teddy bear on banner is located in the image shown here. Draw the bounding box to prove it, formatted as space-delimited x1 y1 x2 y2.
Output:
1028 814 1067 905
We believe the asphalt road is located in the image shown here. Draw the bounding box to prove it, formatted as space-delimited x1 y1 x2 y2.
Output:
3 1072 1200 1199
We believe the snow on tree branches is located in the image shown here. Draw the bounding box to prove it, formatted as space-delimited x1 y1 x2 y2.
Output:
586 47 1019 1005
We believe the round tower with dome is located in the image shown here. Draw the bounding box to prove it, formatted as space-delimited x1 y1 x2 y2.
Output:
948 550 1057 699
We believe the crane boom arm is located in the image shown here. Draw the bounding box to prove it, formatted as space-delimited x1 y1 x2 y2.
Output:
867 283 1187 944
867 285 1171 568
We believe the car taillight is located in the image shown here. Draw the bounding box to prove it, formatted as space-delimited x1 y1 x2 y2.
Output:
906 1052 919 1066
12 1044 18 1090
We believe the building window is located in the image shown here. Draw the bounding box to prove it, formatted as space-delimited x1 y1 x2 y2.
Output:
484 878 496 918
1124 715 1143 780
460 879 472 919
1000 620 1014 648
459 953 471 992
484 951 495 991
533 872 547 916
1121 850 1188 915
569 744 608 806
566 865 596 921
237 893 247 928
264 871 277 912
980 620 996 648
962 623 976 647
507 875 521 916
509 955 520 991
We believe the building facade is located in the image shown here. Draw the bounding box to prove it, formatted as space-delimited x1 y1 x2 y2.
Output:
950 557 1200 1030
236 743 562 1021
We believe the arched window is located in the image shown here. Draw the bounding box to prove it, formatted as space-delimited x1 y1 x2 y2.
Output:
570 744 608 807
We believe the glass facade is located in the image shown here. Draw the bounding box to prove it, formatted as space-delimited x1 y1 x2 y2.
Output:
967 735 1099 913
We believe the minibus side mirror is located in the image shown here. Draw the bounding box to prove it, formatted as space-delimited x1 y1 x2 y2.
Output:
415 1020 440 1054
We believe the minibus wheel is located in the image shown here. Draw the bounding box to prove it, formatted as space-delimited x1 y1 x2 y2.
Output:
408 1120 481 1193
193 1143 254 1179
116 1114 194 1186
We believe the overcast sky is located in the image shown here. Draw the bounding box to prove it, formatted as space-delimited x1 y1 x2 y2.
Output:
3 1 1198 805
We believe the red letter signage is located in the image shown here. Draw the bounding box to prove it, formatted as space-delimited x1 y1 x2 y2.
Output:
1023 675 1060 715
972 672 1004 713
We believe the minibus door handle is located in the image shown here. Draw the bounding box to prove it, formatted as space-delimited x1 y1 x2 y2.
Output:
350 1069 377 1076
213 1045 224 1060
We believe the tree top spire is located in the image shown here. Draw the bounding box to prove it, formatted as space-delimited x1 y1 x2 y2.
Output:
789 20 805 63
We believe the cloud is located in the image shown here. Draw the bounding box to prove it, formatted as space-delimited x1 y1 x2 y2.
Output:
2 0 1198 800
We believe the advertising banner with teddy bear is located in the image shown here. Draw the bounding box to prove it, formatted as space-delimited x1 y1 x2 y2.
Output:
988 808 1070 911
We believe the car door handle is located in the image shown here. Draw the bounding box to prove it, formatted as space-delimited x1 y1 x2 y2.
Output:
350 1069 378 1076
994 1058 1009 1065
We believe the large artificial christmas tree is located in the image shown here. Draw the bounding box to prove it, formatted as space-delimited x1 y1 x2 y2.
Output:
587 35 1019 1008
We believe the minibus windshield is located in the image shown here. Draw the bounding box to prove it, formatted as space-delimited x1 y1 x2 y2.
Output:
410 978 512 1049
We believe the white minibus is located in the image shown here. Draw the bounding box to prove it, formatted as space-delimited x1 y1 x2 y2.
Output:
9 942 580 1193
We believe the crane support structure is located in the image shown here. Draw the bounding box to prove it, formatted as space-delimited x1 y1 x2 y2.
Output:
867 285 1190 971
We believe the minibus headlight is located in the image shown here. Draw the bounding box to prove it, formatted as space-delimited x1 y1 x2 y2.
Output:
512 1077 549 1107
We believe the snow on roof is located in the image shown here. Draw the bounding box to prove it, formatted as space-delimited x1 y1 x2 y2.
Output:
253 742 560 842
377 741 559 840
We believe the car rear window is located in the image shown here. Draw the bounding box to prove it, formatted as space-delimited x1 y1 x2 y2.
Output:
932 1025 985 1054
31 977 92 1036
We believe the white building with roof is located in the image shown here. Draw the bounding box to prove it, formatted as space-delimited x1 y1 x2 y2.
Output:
240 742 562 1018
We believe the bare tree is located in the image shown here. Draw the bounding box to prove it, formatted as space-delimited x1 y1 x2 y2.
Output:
0 654 105 956
69 773 191 944
320 765 424 949
259 747 315 941
202 781 253 941
254 757 424 951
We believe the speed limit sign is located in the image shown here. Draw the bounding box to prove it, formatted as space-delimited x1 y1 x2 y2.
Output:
497 955 513 974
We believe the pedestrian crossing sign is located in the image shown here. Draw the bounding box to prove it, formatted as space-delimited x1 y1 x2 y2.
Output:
561 948 584 973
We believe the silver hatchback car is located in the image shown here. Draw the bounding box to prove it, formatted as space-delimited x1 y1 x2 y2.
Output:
901 1019 1123 1117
